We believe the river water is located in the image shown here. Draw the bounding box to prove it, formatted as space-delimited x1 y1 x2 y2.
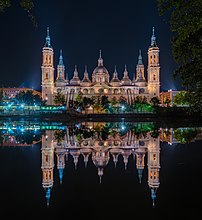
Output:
0 120 201 219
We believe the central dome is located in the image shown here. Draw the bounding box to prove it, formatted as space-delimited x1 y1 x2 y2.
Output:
92 50 110 83
93 65 109 75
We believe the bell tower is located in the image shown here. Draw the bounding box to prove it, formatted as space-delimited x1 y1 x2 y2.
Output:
147 27 160 97
41 27 54 105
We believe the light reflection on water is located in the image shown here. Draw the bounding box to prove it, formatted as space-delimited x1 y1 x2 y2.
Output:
0 120 202 218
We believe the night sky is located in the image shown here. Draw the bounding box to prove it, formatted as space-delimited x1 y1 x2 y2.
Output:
0 0 180 91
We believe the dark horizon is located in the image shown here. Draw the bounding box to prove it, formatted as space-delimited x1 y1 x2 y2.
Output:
0 0 180 92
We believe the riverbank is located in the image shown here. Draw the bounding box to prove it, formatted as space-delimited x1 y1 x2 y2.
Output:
0 110 201 128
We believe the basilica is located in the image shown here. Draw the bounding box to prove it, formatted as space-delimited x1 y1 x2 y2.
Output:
41 27 160 107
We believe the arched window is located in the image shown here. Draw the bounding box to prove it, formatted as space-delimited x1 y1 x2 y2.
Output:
114 89 119 94
83 89 88 94
153 74 156 80
154 172 157 179
98 88 104 94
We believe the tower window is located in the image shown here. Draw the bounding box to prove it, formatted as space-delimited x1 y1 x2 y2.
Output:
153 154 156 161
46 73 48 79
45 155 48 162
153 74 156 80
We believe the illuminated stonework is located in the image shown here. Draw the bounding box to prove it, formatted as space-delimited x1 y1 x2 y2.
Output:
41 27 160 106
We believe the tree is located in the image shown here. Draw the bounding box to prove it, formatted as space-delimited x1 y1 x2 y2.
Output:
157 0 202 113
14 90 43 105
54 130 65 144
0 0 36 25
150 96 160 107
163 97 171 107
0 89 4 104
101 95 110 109
174 91 189 106
54 91 66 106
93 97 103 113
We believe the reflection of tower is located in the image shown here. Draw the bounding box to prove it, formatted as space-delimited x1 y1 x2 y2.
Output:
41 131 54 207
134 141 147 183
147 135 160 207
55 143 67 184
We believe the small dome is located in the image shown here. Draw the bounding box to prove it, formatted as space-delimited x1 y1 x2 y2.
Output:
70 65 80 85
121 65 132 85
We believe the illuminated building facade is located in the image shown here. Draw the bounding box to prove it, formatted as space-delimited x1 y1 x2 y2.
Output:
0 87 41 99
160 89 180 106
41 28 160 107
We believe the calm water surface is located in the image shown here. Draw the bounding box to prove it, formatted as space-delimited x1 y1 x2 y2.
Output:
0 120 202 219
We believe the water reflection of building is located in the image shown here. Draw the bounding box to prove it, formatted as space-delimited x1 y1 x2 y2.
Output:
41 122 161 207
41 131 54 207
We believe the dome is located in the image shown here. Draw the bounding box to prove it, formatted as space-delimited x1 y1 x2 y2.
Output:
121 65 132 85
93 66 109 75
92 150 110 169
70 65 81 85
92 51 110 83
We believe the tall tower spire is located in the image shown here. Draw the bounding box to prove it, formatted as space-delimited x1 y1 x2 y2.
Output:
148 27 160 97
41 28 54 104
151 27 157 47
45 27 51 47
